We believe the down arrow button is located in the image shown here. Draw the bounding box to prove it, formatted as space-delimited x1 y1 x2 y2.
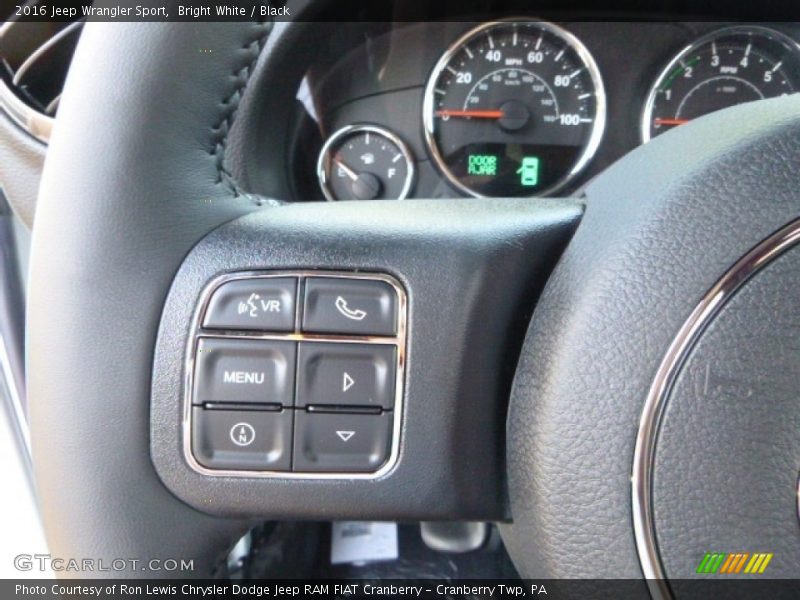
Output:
336 430 355 442
293 412 391 472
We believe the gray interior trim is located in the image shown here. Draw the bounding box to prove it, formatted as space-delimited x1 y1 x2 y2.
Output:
0 111 46 227
0 79 53 144
0 193 28 460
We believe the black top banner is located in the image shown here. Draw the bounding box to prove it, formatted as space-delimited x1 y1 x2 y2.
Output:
5 0 800 23
6 0 289 22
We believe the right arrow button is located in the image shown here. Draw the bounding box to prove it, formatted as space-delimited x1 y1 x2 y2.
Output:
342 372 355 393
296 342 396 409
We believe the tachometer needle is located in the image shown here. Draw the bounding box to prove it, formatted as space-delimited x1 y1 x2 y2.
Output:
654 117 690 126
333 158 359 181
435 109 505 119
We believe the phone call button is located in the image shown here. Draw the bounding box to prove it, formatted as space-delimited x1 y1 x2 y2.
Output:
302 277 398 336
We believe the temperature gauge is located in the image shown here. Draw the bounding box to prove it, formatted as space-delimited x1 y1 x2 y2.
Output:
317 125 415 201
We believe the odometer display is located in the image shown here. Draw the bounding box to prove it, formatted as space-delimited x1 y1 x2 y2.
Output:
643 26 800 142
423 20 606 197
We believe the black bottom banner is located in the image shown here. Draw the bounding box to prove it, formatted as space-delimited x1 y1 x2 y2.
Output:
6 579 800 600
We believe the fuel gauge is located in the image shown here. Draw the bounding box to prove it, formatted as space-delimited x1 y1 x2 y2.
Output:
317 125 415 201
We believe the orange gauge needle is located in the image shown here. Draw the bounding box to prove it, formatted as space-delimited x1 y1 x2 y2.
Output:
436 109 505 119
654 117 690 126
333 158 358 182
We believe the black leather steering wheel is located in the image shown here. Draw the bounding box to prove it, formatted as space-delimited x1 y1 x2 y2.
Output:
28 21 800 592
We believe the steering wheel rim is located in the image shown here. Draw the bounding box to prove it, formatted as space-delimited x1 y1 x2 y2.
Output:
28 22 272 577
502 95 800 586
28 20 800 587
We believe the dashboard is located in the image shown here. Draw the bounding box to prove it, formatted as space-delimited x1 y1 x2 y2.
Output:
274 18 800 202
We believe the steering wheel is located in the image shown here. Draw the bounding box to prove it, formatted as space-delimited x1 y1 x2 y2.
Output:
28 22 800 592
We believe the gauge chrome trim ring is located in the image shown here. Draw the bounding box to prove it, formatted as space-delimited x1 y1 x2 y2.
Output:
631 218 800 599
641 25 800 144
422 18 606 198
317 124 416 202
183 270 407 480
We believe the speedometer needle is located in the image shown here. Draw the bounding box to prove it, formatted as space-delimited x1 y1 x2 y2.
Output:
654 117 690 126
435 109 505 119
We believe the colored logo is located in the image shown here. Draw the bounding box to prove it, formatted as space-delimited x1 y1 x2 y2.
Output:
696 552 773 575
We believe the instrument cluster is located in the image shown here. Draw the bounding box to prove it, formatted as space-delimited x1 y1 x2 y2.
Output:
297 20 800 201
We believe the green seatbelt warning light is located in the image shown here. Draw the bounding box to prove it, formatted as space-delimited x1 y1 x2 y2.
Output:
467 154 498 176
517 156 540 186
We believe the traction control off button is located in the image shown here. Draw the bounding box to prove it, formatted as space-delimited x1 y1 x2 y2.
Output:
191 407 293 471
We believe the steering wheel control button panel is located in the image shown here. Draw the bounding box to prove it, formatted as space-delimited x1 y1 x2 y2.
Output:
293 411 392 472
303 277 398 336
202 277 297 331
186 272 405 478
296 342 396 409
191 407 293 471
193 338 296 406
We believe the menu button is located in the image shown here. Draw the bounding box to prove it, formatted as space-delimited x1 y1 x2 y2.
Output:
193 337 296 406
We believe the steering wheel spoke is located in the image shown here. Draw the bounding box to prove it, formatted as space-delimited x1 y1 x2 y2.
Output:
152 198 581 521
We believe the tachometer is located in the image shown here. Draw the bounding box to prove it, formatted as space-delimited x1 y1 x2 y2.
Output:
423 19 606 198
642 26 800 142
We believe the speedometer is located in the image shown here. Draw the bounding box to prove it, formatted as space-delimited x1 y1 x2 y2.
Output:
422 20 605 198
643 26 800 142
